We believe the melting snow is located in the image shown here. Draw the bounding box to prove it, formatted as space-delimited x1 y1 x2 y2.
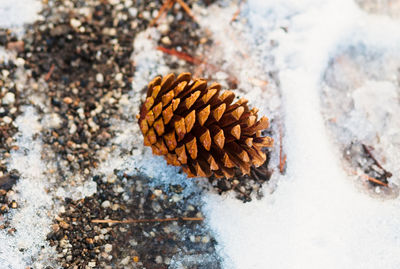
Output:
202 0 400 268
0 0 41 32
0 107 56 269
2 0 400 268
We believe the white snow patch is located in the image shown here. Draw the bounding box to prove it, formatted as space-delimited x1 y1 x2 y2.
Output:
321 24 400 188
0 0 41 31
202 0 400 269
0 106 57 269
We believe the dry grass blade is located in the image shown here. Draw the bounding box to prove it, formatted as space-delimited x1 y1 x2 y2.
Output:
361 174 389 187
91 217 204 224
44 64 55 81
157 46 203 64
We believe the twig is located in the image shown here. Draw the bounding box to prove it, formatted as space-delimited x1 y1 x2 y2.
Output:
348 169 389 187
362 144 392 177
150 0 175 27
91 217 204 224
231 0 243 22
279 125 286 174
157 46 203 64
176 0 198 23
44 64 55 81
360 174 389 187
248 77 268 88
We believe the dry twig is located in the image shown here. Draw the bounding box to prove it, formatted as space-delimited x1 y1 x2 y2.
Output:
361 174 389 187
150 0 175 26
44 64 55 81
231 0 243 22
279 125 286 174
348 169 389 187
91 217 204 224
176 0 198 23
362 144 392 178
156 46 203 64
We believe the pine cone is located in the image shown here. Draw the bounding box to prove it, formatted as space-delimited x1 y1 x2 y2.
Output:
137 72 273 178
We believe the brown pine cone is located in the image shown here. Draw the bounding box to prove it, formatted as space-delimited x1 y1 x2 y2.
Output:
137 72 273 179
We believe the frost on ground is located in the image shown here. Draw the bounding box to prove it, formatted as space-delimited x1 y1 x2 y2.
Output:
0 0 41 33
2 0 400 268
202 0 400 269
321 22 400 193
0 107 56 269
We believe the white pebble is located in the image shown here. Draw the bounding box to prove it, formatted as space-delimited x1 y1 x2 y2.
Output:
171 194 181 203
161 36 171 45
115 73 123 81
69 123 77 134
158 23 169 34
154 189 163 196
2 92 15 105
101 200 111 208
104 244 113 253
128 7 137 17
155 256 163 264
2 116 12 124
142 11 151 20
15 58 25 66
202 236 210 243
2 70 9 77
96 73 104 83
70 18 81 28
120 256 130 265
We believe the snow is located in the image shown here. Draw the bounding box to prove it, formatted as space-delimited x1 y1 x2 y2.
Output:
1 0 400 268
0 0 41 31
0 107 57 269
321 26 400 188
200 0 400 269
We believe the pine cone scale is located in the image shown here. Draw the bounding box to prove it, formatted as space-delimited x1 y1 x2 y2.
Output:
138 72 273 179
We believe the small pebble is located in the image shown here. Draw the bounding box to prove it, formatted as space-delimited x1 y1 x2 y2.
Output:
70 18 81 28
51 224 60 233
158 23 169 34
10 201 17 208
161 36 172 45
101 200 111 208
104 244 113 253
153 189 162 196
59 221 69 229
63 97 73 104
96 73 104 83
15 58 25 66
2 116 12 124
115 73 123 81
120 256 130 265
155 255 163 264
2 92 15 105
